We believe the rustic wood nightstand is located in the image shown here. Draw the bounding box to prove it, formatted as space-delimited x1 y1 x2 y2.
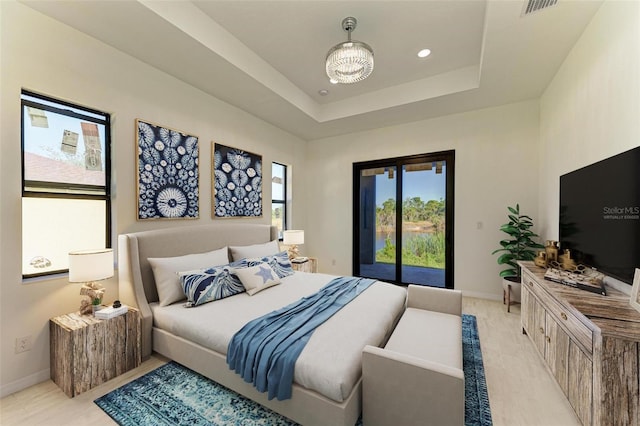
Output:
49 307 141 397
291 257 318 273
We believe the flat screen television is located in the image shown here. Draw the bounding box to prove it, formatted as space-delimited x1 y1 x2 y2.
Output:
559 146 640 284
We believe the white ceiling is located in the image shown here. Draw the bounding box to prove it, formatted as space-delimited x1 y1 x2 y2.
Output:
22 0 603 140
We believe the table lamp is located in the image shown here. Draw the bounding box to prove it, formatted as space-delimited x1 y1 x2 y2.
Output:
69 248 114 315
283 230 304 260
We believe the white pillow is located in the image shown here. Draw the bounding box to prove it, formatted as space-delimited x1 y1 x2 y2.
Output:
149 247 229 306
234 263 281 296
229 240 280 261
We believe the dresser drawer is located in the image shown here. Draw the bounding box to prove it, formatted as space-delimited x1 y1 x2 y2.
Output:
522 271 594 355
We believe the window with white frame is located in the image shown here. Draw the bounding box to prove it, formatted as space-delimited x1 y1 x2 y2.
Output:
271 162 287 239
21 90 111 278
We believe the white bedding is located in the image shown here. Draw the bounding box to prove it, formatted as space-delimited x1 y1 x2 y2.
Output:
151 271 406 402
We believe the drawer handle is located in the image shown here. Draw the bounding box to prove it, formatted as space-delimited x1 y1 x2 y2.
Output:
539 327 544 334
561 312 568 321
528 281 534 287
546 336 551 343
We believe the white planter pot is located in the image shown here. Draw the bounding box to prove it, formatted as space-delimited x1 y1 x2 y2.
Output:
502 276 521 312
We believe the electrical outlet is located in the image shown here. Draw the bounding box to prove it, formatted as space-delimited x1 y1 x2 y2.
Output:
15 335 32 353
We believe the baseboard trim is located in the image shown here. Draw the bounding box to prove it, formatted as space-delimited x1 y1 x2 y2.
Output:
461 290 502 301
0 368 50 398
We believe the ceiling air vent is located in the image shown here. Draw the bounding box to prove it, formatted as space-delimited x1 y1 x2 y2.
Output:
522 0 559 16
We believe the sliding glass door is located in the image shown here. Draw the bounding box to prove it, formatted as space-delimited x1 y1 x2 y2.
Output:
353 151 454 288
357 165 398 282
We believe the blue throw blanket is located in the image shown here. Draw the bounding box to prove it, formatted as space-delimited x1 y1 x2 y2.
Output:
226 276 376 401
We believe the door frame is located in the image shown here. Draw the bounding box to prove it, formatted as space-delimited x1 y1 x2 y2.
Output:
352 150 455 289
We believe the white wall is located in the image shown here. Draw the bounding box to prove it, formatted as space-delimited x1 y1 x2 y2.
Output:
306 100 540 299
538 0 640 240
0 1 307 396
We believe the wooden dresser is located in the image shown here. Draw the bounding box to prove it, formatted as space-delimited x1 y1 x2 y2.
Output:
519 262 640 425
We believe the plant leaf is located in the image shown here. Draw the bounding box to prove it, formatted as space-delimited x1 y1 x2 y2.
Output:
497 253 515 264
499 269 518 278
500 224 518 235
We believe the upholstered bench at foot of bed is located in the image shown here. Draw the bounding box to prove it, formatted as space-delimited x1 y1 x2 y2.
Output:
362 285 464 426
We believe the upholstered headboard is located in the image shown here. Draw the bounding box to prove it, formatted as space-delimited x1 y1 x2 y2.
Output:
118 223 278 358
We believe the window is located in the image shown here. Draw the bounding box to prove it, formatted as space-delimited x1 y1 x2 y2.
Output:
271 162 287 239
21 90 111 278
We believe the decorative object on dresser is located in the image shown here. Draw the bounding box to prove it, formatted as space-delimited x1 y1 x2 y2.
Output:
519 261 640 426
557 248 577 270
630 268 640 313
136 119 199 220
68 248 113 315
544 240 559 264
50 308 141 398
533 250 547 268
543 263 606 296
291 257 318 273
491 204 544 312
283 229 304 259
213 143 262 218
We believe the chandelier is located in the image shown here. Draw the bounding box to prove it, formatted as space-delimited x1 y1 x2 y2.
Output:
325 17 374 84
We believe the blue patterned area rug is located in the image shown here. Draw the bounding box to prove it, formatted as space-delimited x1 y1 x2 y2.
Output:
95 314 491 426
462 314 493 426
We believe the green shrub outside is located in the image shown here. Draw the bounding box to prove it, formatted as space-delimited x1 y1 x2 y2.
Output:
375 232 445 269
374 197 446 270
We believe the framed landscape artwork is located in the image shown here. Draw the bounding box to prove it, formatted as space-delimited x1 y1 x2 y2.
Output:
136 119 199 220
213 143 262 218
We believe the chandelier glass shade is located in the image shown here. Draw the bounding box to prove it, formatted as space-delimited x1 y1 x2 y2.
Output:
325 17 374 84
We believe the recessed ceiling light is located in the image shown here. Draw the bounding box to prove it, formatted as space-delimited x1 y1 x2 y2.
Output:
318 89 329 96
329 78 338 85
417 49 431 58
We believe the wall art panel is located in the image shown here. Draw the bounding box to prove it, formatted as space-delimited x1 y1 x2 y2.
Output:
136 119 199 220
213 143 262 218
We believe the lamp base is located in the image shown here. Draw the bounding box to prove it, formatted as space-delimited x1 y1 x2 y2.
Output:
287 244 299 260
79 281 105 315
80 298 104 316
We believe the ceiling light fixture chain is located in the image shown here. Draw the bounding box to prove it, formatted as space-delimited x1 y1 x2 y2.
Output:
325 16 374 84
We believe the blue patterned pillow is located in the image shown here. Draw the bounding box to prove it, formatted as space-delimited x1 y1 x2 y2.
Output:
245 251 294 278
179 265 245 307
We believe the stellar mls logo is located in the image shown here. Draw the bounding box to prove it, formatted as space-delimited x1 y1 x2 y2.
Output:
603 206 640 220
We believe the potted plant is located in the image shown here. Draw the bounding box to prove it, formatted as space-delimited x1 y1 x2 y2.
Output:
492 204 544 311
91 297 103 315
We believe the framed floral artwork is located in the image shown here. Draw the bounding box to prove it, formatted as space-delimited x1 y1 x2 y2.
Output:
213 143 262 218
136 119 199 220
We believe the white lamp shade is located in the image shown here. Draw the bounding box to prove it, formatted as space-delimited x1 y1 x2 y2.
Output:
283 230 304 245
68 248 114 282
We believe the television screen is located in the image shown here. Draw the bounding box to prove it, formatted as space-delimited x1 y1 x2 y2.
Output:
559 146 640 284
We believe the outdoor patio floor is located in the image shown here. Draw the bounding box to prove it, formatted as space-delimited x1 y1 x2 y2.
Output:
359 262 445 287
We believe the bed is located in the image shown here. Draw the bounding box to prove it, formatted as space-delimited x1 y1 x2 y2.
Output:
118 223 406 426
